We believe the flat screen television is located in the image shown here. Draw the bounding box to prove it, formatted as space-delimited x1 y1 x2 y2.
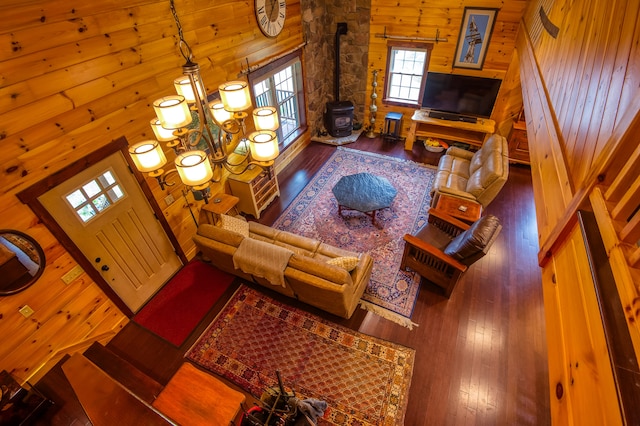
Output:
421 72 502 119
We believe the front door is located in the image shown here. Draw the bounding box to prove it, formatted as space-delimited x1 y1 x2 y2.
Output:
38 152 182 312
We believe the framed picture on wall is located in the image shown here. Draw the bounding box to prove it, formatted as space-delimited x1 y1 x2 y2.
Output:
453 7 498 70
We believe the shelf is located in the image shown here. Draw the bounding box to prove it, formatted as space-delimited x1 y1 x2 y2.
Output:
405 109 496 150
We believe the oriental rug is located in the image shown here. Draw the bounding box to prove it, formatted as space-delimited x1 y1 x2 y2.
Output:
272 147 435 328
186 285 415 426
134 260 234 346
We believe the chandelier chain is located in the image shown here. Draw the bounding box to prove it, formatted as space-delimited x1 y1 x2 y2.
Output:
169 0 184 41
169 0 193 61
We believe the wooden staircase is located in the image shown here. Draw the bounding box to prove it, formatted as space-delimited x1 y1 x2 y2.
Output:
58 342 245 425
83 342 164 405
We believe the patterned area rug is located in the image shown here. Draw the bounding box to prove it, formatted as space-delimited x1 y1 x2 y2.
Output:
272 147 435 328
186 285 415 425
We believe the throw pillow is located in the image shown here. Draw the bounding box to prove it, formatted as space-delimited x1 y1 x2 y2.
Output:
220 214 249 237
326 256 359 272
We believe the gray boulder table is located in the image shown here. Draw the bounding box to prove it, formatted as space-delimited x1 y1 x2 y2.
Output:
331 172 397 226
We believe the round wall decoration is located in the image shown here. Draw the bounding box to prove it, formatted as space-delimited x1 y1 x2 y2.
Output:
255 0 286 38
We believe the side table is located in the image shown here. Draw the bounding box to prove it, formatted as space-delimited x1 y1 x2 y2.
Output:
152 363 246 426
433 193 482 224
198 193 240 226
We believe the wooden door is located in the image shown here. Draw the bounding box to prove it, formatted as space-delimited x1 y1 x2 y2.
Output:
38 152 182 312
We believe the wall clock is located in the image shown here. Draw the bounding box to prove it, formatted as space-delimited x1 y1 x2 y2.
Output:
255 0 286 38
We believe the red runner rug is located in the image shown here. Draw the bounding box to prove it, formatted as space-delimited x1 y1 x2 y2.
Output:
187 285 415 425
134 260 234 346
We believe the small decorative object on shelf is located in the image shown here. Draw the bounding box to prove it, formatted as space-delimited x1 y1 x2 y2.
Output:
423 137 448 153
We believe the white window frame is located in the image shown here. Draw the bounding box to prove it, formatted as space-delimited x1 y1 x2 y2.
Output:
248 50 306 149
383 41 433 107
64 168 126 224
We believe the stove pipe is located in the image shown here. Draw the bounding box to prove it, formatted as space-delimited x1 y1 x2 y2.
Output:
334 22 348 101
324 22 354 138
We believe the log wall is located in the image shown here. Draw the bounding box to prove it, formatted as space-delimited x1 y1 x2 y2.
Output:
0 0 304 384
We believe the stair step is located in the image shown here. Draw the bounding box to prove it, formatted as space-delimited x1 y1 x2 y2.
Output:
83 342 164 404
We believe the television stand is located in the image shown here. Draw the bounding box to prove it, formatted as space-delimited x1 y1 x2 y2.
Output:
405 109 495 151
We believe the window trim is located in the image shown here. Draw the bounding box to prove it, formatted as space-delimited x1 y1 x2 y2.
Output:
383 41 433 108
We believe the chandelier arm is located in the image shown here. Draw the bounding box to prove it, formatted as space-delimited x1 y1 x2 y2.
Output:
219 159 275 176
154 168 181 191
218 146 252 168
182 63 229 163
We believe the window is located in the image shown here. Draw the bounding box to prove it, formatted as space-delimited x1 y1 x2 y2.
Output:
384 42 433 107
248 50 306 149
64 169 125 223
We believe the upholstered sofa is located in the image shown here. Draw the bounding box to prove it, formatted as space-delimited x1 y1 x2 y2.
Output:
431 134 509 208
193 217 373 319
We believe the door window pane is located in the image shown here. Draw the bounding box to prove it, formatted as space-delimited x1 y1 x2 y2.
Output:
65 168 126 224
66 190 87 208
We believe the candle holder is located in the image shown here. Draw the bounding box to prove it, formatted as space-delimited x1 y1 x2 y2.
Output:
366 70 378 138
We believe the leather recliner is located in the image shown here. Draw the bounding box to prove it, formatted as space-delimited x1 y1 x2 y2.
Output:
431 134 509 208
401 210 502 297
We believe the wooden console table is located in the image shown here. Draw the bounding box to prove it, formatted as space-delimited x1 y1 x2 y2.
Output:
405 109 495 151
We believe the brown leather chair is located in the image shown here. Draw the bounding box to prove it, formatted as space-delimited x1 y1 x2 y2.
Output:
431 134 509 208
401 209 502 297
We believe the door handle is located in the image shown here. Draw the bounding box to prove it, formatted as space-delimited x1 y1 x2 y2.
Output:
101 265 110 271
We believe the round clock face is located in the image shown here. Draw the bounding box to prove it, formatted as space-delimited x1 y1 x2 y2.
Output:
255 0 286 38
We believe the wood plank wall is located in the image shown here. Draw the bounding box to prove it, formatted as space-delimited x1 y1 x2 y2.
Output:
0 0 304 384
519 0 640 423
366 0 529 137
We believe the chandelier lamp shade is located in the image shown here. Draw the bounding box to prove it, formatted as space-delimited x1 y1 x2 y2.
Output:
175 151 214 188
248 130 279 162
253 107 279 131
128 0 280 197
129 141 167 175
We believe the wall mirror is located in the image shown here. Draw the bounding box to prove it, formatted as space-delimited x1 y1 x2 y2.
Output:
0 230 46 296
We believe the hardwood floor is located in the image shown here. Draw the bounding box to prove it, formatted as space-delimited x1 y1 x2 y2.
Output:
35 135 550 425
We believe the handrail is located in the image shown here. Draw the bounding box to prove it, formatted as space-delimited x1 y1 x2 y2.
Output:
537 90 640 267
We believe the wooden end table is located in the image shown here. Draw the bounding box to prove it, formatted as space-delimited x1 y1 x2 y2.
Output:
199 193 240 226
152 363 246 425
433 193 482 224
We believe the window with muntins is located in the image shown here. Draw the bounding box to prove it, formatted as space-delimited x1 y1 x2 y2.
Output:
249 50 306 149
384 42 433 107
64 169 125 224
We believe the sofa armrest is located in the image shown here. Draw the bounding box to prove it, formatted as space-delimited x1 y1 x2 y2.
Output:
350 253 373 289
445 146 475 160
427 209 471 233
433 186 478 202
402 234 467 272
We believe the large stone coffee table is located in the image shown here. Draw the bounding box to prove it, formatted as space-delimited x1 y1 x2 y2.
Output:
332 172 397 226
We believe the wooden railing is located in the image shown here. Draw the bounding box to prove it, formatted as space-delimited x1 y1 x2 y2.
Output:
589 137 640 358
